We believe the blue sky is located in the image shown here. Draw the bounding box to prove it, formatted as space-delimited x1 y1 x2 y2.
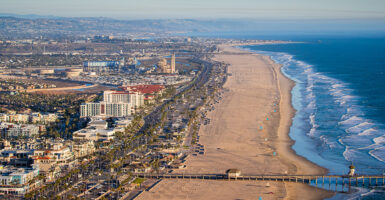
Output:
1 0 385 19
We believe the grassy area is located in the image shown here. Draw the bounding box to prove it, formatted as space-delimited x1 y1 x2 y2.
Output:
133 178 146 185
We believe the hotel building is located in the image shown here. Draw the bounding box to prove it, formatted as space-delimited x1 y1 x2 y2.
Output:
80 90 144 118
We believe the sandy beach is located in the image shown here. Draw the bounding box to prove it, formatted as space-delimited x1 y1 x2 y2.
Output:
137 44 334 200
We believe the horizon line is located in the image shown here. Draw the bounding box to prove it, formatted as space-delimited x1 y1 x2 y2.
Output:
1 12 385 22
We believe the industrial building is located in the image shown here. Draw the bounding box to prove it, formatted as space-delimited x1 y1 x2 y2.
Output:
83 60 123 73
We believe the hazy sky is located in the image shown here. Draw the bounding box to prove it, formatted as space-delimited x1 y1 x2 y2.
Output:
1 0 385 19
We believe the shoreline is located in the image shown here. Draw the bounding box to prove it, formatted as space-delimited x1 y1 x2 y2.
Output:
233 44 332 198
226 43 329 175
137 42 334 200
261 53 329 175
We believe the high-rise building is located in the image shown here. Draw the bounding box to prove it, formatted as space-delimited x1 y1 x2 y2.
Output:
80 102 101 117
158 54 176 74
80 90 144 118
171 53 176 73
103 90 130 103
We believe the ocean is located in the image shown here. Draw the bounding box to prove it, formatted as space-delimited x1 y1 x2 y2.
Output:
242 36 385 199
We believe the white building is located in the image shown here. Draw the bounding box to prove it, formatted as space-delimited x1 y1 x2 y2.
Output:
8 114 29 124
33 144 73 165
129 92 145 109
0 113 58 124
72 140 96 158
73 128 115 142
103 90 130 103
80 90 144 118
114 117 133 130
30 113 58 124
80 102 101 117
0 165 40 195
32 143 74 182
0 123 39 138
73 120 115 142
7 125 39 138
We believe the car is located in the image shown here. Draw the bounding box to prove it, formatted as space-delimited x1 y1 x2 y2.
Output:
96 185 103 189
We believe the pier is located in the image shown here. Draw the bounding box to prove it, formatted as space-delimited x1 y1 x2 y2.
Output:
133 173 385 192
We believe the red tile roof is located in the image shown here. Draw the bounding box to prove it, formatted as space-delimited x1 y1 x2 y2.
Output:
108 90 130 95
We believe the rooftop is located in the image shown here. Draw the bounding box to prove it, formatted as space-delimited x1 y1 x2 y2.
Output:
120 85 165 94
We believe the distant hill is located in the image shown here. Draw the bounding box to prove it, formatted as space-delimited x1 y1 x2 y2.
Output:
0 13 60 19
0 14 258 39
1 14 384 39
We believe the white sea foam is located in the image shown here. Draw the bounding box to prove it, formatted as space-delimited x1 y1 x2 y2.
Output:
335 95 357 106
341 134 376 150
368 134 385 162
360 189 377 198
331 83 344 89
342 146 355 161
305 82 314 93
373 135 385 145
357 134 383 147
304 68 312 74
252 50 385 172
306 100 316 110
341 113 350 121
307 113 320 137
305 90 315 99
358 128 378 136
320 135 337 148
296 60 308 67
339 116 365 126
309 126 317 137
340 95 355 101
330 88 344 97
369 146 385 163
346 122 374 134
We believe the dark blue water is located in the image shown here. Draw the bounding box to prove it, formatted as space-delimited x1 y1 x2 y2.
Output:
243 37 385 199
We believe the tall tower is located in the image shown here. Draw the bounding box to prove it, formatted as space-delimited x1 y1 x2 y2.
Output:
171 53 176 73
119 57 125 72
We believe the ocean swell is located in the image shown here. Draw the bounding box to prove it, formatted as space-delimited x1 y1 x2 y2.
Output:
242 47 385 175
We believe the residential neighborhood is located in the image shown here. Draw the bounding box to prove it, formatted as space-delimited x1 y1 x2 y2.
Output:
0 28 231 199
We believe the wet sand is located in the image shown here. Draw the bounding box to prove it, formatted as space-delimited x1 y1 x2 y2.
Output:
137 44 334 200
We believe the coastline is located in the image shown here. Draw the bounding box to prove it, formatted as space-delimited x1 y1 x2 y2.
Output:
261 52 329 175
222 44 333 199
137 43 334 199
224 43 329 174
